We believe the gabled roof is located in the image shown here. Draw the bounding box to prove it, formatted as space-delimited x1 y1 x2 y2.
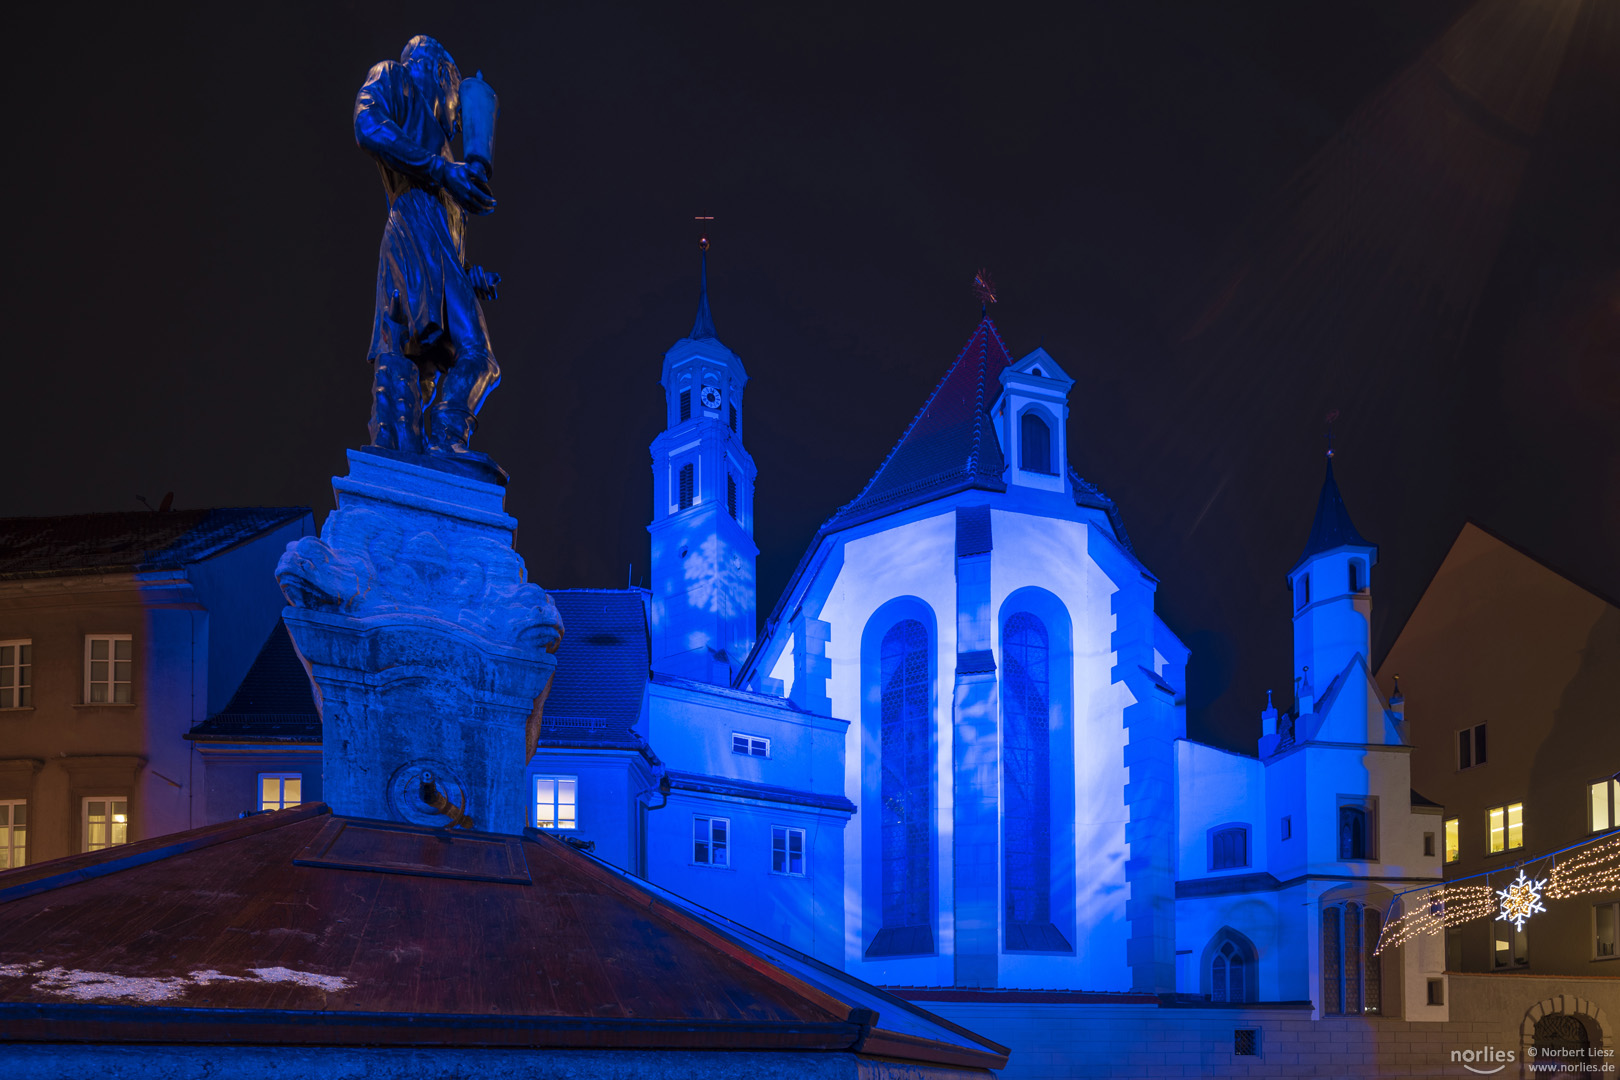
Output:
1291 459 1373 574
0 805 1007 1070
0 507 308 581
825 317 1013 530
188 621 320 743
541 589 651 745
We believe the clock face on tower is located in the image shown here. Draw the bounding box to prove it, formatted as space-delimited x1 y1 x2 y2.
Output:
699 385 722 410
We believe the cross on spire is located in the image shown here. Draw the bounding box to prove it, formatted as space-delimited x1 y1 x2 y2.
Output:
691 216 716 340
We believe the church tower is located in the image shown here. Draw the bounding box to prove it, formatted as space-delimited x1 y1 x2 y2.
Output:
647 241 758 685
1286 451 1376 709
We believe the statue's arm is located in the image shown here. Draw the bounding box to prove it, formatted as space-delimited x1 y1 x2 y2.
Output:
354 62 448 186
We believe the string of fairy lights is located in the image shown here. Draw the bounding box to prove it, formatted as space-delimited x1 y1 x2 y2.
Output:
1374 829 1620 955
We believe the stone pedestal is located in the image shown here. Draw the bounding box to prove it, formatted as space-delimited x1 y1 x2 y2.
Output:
276 449 562 835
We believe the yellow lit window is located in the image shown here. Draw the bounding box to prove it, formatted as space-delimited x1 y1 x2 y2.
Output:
83 798 128 852
0 801 25 868
1591 780 1620 833
1488 803 1524 854
259 774 302 811
1444 818 1459 863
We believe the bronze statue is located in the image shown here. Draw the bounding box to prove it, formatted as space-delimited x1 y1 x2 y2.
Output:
355 35 504 480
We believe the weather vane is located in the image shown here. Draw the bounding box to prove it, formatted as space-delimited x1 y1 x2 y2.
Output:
695 215 714 251
972 268 998 312
1324 409 1340 459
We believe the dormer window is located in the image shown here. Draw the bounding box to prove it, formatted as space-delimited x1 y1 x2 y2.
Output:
1020 411 1053 475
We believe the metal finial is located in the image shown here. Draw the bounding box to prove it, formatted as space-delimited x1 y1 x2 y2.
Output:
1324 409 1340 459
972 268 998 315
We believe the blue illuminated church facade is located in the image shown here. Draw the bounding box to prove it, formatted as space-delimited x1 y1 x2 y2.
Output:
518 262 1450 1067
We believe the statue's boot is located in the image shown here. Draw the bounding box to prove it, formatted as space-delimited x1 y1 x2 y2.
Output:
424 349 502 474
425 405 499 469
369 352 424 452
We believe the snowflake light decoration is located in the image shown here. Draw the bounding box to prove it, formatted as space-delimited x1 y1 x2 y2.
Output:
1496 869 1547 932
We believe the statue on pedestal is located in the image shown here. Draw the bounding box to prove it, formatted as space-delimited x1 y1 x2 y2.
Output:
356 35 505 482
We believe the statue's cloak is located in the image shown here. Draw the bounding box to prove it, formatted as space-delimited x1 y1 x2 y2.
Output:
354 61 485 366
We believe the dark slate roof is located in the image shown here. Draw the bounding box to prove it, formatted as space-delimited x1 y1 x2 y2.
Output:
542 590 650 744
188 621 321 743
1291 459 1373 573
0 805 1007 1070
1411 788 1442 808
0 508 308 581
826 317 1012 529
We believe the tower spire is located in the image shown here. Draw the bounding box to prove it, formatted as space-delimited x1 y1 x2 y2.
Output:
691 221 716 340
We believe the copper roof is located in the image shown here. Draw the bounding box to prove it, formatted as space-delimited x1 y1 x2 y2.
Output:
0 805 1006 1070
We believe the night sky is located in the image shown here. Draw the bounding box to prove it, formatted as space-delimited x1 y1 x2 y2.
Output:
7 2 1617 751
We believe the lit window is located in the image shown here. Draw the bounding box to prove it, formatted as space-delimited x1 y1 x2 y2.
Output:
0 800 26 868
259 773 302 811
693 815 729 867
1597 902 1619 960
1457 724 1487 770
0 641 32 709
1444 818 1460 863
84 635 133 704
772 826 805 875
1493 915 1528 968
678 463 694 511
731 733 768 757
1590 780 1620 833
534 775 577 830
82 797 128 852
1210 826 1250 870
1487 803 1524 853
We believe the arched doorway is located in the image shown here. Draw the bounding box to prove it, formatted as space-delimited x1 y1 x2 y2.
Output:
1534 1013 1590 1061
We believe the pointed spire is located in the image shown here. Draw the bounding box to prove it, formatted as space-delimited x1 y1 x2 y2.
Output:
690 236 716 340
1292 454 1374 572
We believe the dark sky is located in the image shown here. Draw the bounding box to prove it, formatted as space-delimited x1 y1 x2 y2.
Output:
6 1 1617 751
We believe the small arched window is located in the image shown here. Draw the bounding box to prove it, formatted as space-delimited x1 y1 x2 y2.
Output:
1020 411 1053 475
1210 825 1250 870
1339 806 1369 860
1202 927 1257 1003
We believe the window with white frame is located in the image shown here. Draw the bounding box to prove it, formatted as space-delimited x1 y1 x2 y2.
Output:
1487 802 1524 854
259 773 302 811
84 635 132 703
693 815 728 867
0 800 26 868
1590 779 1620 833
732 733 768 757
0 641 32 708
1457 723 1487 770
772 825 805 875
1596 901 1619 960
534 775 577 830
82 797 128 852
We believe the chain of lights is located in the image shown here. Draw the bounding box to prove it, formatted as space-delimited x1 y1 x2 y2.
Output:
1547 833 1620 900
1374 884 1495 955
1496 869 1547 931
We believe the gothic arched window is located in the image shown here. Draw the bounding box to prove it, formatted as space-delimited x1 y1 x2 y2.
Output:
1212 940 1246 1002
1020 411 1053 475
875 619 932 952
1322 901 1382 1015
1004 612 1051 937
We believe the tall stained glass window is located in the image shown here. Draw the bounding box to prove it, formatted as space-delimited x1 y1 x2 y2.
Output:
1003 612 1051 934
880 620 931 937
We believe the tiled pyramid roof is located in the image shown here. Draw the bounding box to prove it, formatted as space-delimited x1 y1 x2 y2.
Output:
826 317 1012 529
189 621 321 743
1292 458 1374 573
0 508 308 581
541 589 650 745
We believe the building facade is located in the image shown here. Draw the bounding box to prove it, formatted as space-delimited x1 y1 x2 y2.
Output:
0 508 312 864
